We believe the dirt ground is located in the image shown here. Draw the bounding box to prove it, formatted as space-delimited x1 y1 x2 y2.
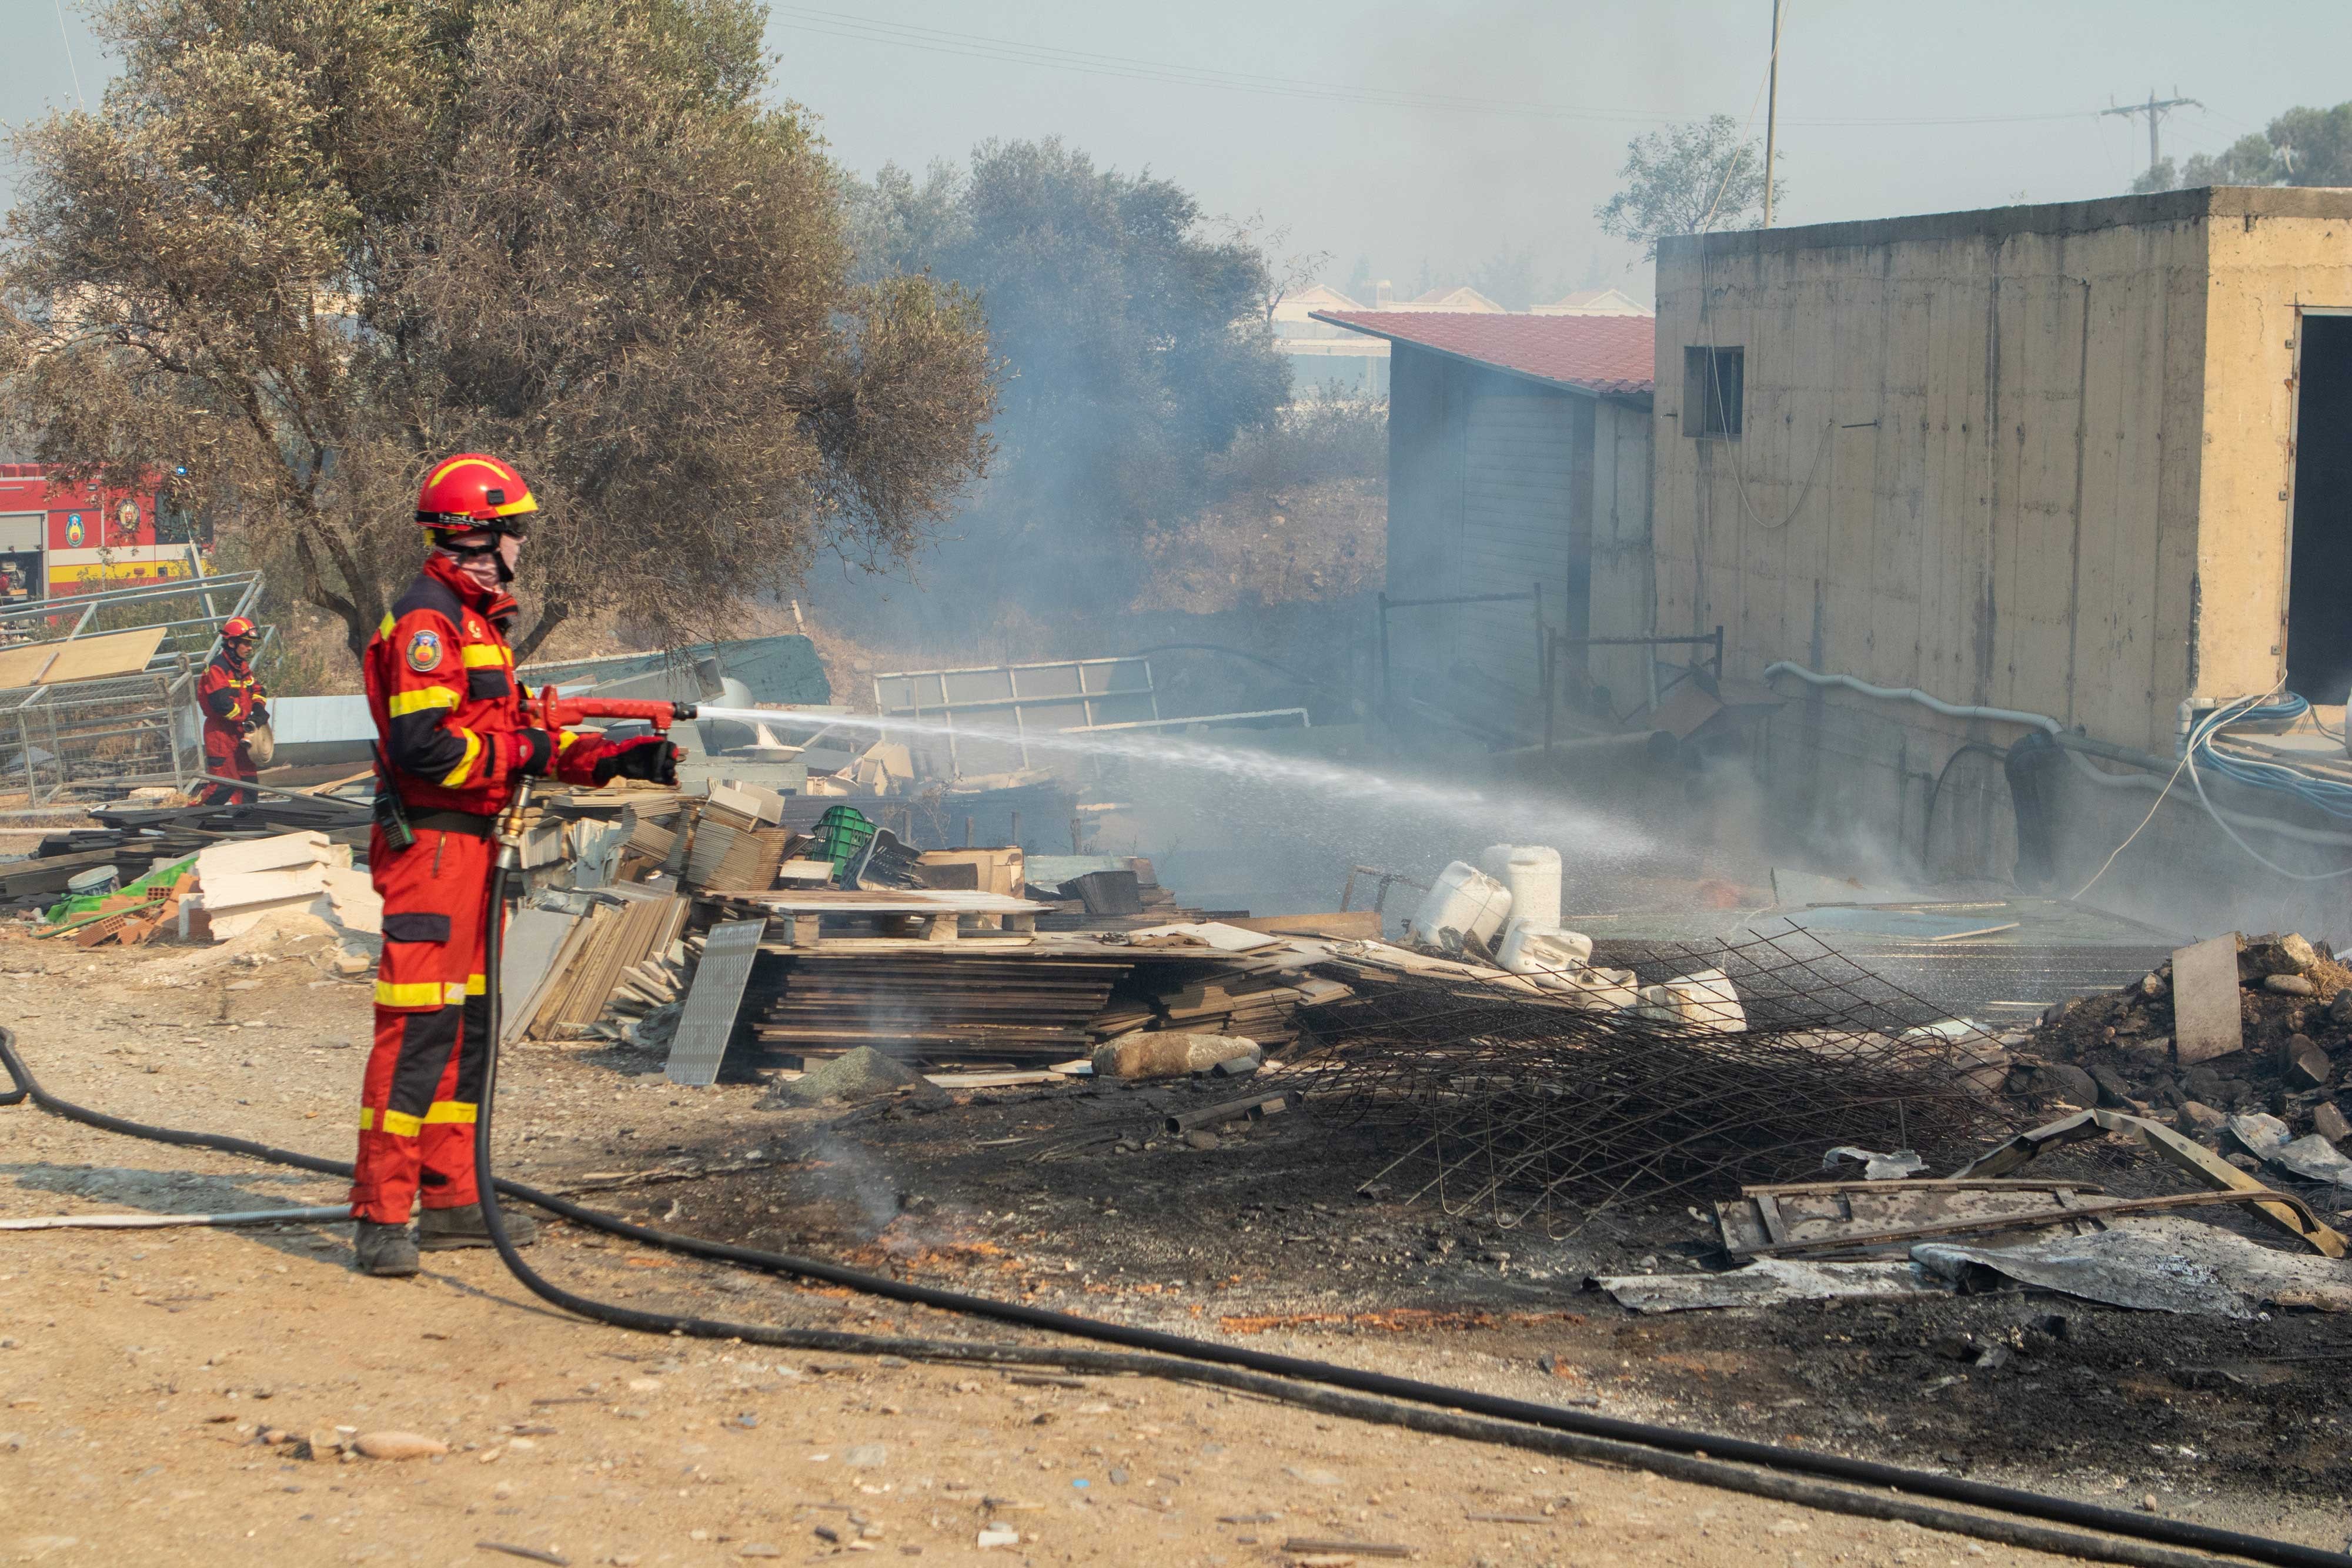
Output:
2 927 2347 1566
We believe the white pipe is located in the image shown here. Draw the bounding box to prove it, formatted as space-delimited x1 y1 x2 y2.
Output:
0 1204 351 1232
1760 661 2062 734
1760 661 2352 852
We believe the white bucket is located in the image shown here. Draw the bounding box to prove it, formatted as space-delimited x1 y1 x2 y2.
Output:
1479 844 1562 931
1408 861 1514 953
1496 921 1595 987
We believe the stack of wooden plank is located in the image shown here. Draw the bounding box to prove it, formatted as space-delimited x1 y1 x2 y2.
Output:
682 820 796 891
608 928 698 1031
1092 956 1352 1049
746 948 1134 1066
512 893 689 1041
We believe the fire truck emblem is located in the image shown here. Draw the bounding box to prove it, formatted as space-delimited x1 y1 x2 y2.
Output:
64 514 83 547
405 628 446 672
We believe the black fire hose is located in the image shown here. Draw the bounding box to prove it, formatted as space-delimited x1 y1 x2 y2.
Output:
3 949 2345 1568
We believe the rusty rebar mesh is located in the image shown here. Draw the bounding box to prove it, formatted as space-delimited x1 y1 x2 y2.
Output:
1292 927 2013 1235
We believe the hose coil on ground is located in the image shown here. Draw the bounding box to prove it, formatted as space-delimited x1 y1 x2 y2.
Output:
1 1005 2341 1568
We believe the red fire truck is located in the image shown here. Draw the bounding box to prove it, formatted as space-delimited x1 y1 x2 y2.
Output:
0 464 202 605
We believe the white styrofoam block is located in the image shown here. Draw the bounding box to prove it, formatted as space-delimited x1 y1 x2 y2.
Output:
193 831 333 880
199 864 331 911
318 866 382 936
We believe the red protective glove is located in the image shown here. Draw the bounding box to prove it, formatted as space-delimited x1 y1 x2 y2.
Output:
593 736 680 787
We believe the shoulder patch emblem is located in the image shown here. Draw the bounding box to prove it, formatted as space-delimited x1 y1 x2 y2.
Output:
405 628 446 673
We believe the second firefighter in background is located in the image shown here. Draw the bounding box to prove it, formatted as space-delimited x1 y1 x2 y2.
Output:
351 452 679 1278
193 616 266 805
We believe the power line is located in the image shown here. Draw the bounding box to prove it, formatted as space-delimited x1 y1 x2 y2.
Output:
52 0 85 110
768 6 2102 131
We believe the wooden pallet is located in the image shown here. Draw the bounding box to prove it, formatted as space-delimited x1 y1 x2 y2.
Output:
715 888 1043 945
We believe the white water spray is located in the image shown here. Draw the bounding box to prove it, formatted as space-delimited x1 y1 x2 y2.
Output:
690 706 1655 867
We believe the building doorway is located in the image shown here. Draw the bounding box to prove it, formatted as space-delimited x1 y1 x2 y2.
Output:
2288 313 2352 702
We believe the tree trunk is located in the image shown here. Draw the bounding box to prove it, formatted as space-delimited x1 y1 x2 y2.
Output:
510 602 570 664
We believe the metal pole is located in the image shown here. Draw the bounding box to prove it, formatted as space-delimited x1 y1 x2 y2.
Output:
1713 626 1726 681
1544 630 1555 755
1531 580 1545 701
1377 591 1392 713
1762 0 1782 227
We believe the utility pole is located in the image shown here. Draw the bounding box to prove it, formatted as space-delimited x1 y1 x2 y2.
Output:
2102 86 2200 185
1761 0 1783 226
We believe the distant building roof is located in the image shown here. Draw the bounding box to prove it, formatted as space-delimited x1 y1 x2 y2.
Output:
1311 310 1654 397
1532 287 1653 317
1394 285 1506 313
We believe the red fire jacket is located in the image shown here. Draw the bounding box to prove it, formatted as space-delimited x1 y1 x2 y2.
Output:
363 553 616 817
196 648 264 761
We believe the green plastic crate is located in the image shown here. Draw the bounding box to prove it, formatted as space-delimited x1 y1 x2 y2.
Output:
809 805 876 877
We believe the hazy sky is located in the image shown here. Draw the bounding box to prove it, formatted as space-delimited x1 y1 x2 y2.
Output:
10 1 2352 302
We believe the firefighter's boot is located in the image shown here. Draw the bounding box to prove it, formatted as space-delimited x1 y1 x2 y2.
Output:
355 1220 420 1278
417 1203 538 1251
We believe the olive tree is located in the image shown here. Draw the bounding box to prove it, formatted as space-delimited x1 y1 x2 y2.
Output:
1 0 996 658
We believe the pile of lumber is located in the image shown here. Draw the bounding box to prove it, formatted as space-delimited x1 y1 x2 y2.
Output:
0 790 373 905
747 947 1134 1066
510 892 689 1041
683 819 797 891
1091 955 1351 1049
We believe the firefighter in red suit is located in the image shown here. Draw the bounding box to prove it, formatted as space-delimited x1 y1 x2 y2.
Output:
191 617 266 805
352 453 679 1278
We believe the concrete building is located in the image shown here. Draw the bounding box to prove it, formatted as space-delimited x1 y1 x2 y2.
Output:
1316 309 1656 727
1650 185 2352 927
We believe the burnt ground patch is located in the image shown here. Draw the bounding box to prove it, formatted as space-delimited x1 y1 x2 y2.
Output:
606 1070 2352 1536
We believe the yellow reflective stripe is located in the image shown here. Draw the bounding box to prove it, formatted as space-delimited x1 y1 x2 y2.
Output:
445 981 469 1005
378 613 396 637
555 731 579 752
439 728 484 787
459 644 512 668
360 1106 422 1137
374 978 448 1008
466 972 487 995
423 1101 477 1125
388 686 461 717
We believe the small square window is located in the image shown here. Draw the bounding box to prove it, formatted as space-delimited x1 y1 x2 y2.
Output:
1683 346 1743 438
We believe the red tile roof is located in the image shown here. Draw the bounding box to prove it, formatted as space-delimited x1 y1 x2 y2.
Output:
1311 310 1655 396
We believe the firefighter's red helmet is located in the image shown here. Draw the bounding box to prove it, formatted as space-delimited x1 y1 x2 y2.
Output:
221 617 257 640
415 453 537 533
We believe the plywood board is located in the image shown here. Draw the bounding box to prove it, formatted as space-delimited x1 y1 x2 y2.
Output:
667 918 766 1086
1225 912 1383 941
38 626 166 684
2172 934 2244 1065
0 643 59 689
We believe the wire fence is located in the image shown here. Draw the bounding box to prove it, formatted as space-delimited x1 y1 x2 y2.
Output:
1294 927 2014 1235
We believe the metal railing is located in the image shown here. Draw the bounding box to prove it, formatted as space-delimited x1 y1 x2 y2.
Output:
1542 626 1724 751
1375 586 1546 713
0 570 273 802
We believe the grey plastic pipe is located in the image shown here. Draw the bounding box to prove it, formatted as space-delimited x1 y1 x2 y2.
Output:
1762 661 2352 852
